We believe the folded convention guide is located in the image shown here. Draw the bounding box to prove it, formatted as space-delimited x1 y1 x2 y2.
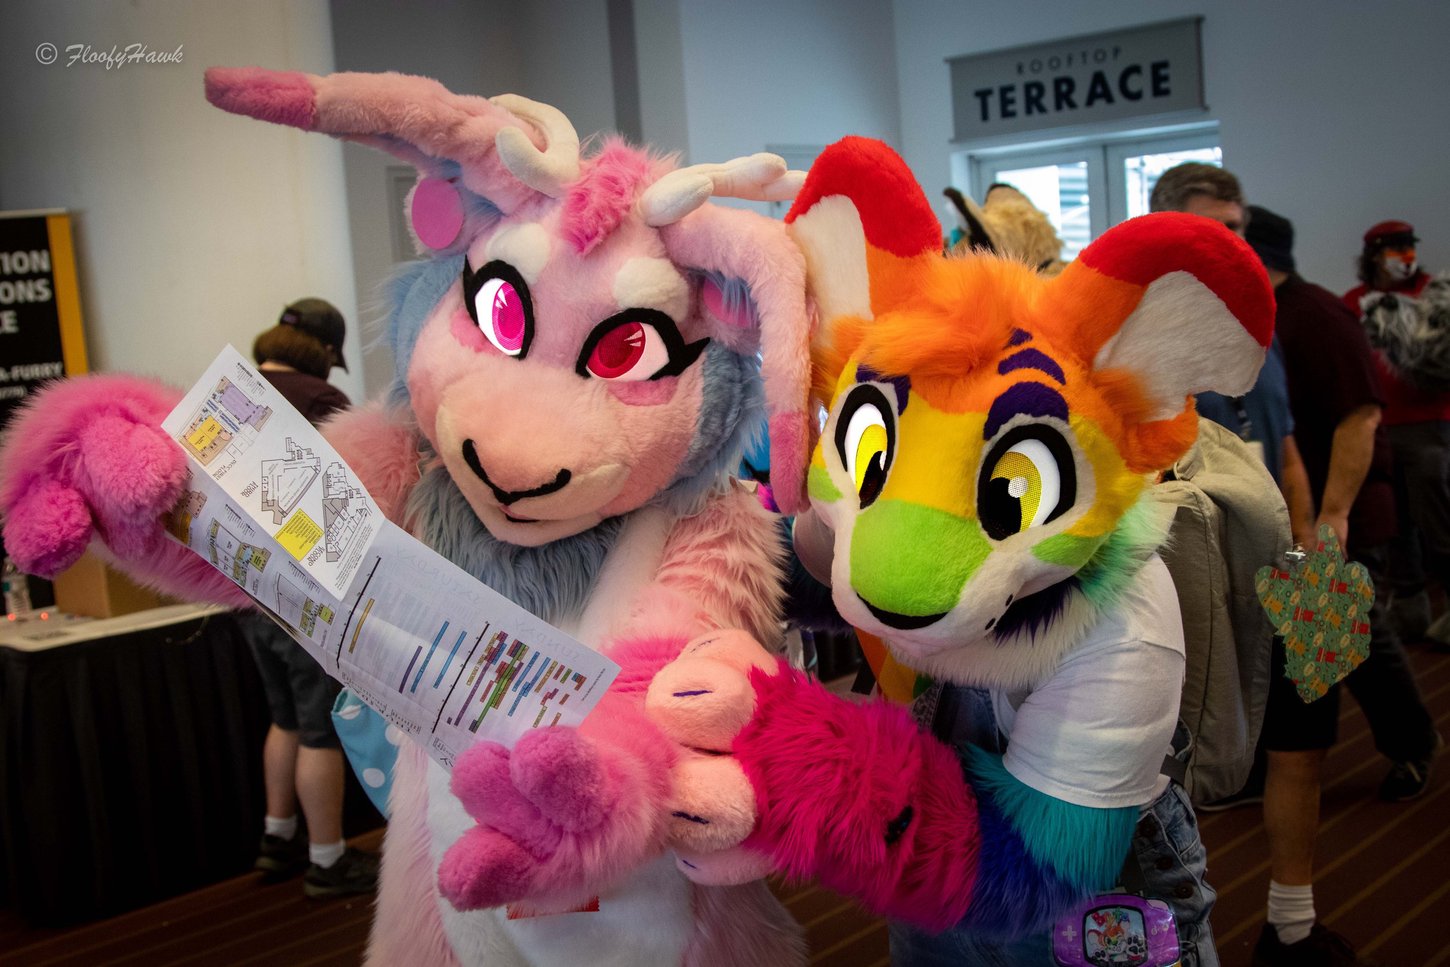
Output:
162 346 619 767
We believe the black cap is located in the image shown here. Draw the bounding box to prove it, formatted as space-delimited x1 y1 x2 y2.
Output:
279 298 347 372
1244 205 1296 273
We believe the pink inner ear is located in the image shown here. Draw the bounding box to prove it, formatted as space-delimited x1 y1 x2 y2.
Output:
767 411 808 516
702 278 754 330
412 177 465 250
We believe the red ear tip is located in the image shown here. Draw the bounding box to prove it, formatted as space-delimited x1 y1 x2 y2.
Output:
786 137 941 259
1079 212 1274 347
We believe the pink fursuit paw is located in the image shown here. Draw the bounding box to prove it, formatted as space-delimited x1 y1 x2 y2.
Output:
437 691 677 912
0 376 189 577
646 630 982 931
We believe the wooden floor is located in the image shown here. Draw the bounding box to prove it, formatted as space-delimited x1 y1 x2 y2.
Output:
5 645 1448 967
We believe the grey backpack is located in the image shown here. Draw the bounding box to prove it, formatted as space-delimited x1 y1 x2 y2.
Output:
1152 418 1291 805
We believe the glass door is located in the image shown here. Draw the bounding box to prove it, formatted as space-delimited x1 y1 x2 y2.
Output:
962 126 1221 260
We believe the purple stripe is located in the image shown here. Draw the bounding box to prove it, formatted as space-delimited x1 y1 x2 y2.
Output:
983 382 1068 439
998 348 1065 384
401 646 422 693
992 576 1078 643
1007 328 1032 347
856 364 910 413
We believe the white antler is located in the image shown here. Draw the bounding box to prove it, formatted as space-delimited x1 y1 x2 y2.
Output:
490 94 582 198
641 153 805 226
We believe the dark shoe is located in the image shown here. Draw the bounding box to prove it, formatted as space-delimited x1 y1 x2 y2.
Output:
254 833 307 882
1251 923 1377 966
303 846 379 898
1379 731 1443 802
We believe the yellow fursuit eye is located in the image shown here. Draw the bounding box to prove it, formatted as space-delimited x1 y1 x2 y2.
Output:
851 419 889 494
978 432 1072 540
834 384 896 509
846 405 887 495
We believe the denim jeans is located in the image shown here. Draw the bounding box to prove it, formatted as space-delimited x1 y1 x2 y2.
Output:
889 687 1219 966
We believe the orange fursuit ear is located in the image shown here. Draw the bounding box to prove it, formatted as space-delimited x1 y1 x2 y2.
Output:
1036 212 1275 471
785 137 942 327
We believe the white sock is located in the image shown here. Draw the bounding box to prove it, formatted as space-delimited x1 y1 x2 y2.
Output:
310 840 346 869
264 814 298 841
1267 880 1316 945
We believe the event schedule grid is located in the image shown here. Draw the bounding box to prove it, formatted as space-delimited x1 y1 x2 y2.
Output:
163 346 618 767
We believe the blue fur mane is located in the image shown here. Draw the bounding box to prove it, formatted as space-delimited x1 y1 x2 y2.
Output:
655 340 763 516
406 461 625 625
386 254 466 400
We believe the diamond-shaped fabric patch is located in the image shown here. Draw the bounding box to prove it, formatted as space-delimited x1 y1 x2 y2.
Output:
1255 524 1373 703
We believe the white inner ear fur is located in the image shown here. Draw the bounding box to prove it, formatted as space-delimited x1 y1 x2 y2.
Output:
484 222 552 284
613 257 689 320
1093 270 1265 421
788 194 872 323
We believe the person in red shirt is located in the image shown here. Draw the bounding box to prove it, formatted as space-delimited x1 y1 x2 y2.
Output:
1343 222 1450 650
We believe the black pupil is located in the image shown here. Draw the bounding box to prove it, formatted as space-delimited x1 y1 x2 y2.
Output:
859 451 888 507
981 475 1024 540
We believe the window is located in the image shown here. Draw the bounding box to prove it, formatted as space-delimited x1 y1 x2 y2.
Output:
961 127 1220 260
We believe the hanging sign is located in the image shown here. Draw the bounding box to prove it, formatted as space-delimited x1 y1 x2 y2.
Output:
0 211 88 429
949 17 1205 141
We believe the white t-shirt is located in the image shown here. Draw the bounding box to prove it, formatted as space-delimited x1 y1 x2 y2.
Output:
993 554 1185 809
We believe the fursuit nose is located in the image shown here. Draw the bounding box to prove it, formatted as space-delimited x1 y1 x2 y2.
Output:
461 439 572 506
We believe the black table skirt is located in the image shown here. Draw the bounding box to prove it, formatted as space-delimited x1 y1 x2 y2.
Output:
0 610 271 927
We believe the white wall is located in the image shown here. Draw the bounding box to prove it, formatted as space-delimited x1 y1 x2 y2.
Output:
634 0 691 156
0 0 362 399
892 0 1450 292
676 0 901 166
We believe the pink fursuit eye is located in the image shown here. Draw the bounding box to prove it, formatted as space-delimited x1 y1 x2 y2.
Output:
586 320 668 380
476 277 527 355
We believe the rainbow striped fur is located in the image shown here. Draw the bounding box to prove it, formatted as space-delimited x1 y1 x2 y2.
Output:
959 746 1136 937
668 137 1277 936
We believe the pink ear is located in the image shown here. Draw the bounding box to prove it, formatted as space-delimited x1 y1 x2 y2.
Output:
661 207 814 516
411 177 466 250
702 277 755 330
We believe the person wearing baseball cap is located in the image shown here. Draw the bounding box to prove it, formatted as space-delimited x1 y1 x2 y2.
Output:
244 297 377 897
277 297 349 373
1345 219 1450 658
252 298 352 423
1345 220 1429 312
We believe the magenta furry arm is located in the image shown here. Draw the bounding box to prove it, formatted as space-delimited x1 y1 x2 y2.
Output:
734 665 980 931
0 375 249 607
